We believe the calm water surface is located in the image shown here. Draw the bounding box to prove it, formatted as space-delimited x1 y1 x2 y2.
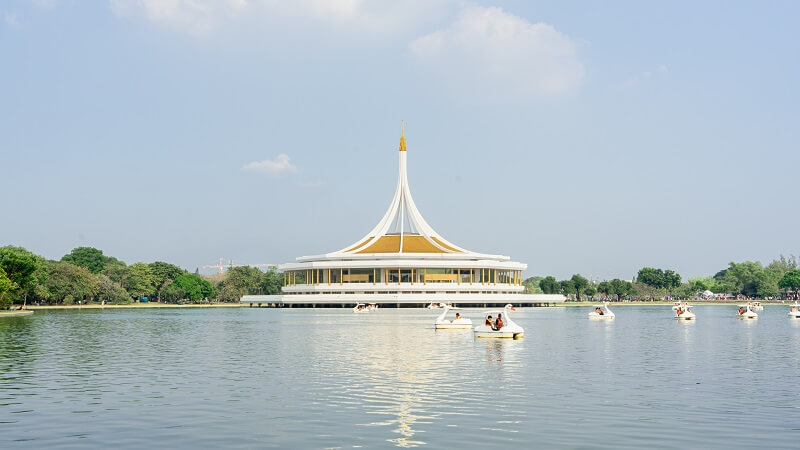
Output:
1 306 799 448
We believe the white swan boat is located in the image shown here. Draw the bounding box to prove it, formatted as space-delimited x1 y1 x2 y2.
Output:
788 301 800 318
434 304 473 330
737 304 758 319
674 302 696 320
588 302 615 320
474 304 524 338
353 303 370 313
427 302 443 309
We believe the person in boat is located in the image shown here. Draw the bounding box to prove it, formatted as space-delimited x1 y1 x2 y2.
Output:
485 315 494 327
595 307 604 315
791 306 798 313
676 307 683 316
454 313 462 321
493 314 504 330
738 307 745 315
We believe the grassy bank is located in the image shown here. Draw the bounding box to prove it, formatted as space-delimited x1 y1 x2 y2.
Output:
26 303 244 310
557 301 794 307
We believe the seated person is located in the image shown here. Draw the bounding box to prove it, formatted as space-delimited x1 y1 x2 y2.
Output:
738 307 745 315
676 307 683 316
595 307 604 315
454 313 462 321
485 315 494 327
494 314 504 330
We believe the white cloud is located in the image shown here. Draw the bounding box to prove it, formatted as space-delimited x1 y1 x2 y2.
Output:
109 0 454 36
242 154 298 176
4 11 18 27
109 0 247 35
409 6 584 99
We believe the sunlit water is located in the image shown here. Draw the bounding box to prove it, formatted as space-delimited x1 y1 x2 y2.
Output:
1 306 799 448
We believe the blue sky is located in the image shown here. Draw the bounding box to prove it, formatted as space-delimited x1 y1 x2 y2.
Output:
2 0 798 280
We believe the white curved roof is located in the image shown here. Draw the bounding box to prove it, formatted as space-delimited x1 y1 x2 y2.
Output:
296 123 509 263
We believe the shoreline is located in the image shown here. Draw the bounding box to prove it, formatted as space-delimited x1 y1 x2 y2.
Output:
0 310 35 317
557 301 793 307
9 300 795 311
24 303 243 310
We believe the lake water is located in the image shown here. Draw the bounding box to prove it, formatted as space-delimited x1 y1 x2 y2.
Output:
1 306 799 449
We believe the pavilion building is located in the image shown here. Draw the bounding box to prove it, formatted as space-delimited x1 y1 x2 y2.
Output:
242 125 564 307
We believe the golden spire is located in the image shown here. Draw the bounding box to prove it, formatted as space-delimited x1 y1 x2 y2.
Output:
399 120 407 152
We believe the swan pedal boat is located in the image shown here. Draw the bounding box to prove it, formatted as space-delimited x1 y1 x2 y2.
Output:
750 302 764 311
353 303 370 313
473 304 524 338
434 304 472 330
737 304 758 319
788 302 800 318
588 302 615 320
674 303 696 320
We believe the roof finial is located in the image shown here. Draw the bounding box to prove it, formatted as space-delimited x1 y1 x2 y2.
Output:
399 120 407 152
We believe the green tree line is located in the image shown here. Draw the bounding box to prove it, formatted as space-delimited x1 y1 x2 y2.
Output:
524 255 800 301
0 245 282 308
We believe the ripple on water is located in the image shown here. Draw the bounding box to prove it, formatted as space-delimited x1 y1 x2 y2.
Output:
0 307 799 448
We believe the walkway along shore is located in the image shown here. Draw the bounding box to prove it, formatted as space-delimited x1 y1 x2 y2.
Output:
16 300 795 310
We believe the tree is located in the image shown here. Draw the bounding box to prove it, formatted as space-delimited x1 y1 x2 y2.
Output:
779 270 800 295
522 276 543 294
102 257 127 284
61 247 108 274
688 276 716 293
149 261 185 302
43 261 99 303
0 246 40 302
754 270 780 298
570 274 589 301
608 279 634 301
539 276 559 294
662 270 682 295
717 261 764 297
123 263 155 300
216 266 264 301
637 267 681 297
95 274 131 304
637 267 664 289
597 281 611 298
165 273 215 302
559 279 575 298
0 267 18 309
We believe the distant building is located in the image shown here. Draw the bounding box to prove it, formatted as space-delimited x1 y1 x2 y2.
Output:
243 125 564 307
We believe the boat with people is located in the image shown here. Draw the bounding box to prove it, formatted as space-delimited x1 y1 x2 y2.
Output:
427 302 458 310
588 302 615 320
737 304 758 319
353 303 370 313
434 304 473 330
674 302 696 320
473 304 524 338
788 301 800 318
750 301 764 312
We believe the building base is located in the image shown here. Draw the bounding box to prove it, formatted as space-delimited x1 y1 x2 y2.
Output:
240 293 565 308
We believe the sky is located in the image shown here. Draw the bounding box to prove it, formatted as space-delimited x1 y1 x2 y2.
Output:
1 0 798 280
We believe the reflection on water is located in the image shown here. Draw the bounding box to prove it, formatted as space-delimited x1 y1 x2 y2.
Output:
1 306 799 449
